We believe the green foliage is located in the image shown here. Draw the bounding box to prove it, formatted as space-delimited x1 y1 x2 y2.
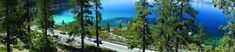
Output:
56 21 106 39
187 43 198 50
214 36 235 52
0 22 3 33
213 0 234 18
86 25 96 38
29 32 57 52
220 36 231 47
32 16 42 26
0 0 3 19
0 44 6 52
214 0 235 52
99 31 109 39
70 0 94 50
112 28 126 37
37 0 54 29
126 0 153 51
93 0 102 46
56 21 80 35
12 43 25 51
62 20 65 25
118 23 122 29
106 22 110 32
154 0 203 51
37 0 57 51
0 0 32 51
93 0 102 22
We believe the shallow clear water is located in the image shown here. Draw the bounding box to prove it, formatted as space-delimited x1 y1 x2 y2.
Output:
53 0 227 38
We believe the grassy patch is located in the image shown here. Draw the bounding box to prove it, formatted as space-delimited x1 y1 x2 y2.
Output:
0 44 6 52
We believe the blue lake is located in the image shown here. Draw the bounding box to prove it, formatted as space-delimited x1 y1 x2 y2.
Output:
53 0 227 38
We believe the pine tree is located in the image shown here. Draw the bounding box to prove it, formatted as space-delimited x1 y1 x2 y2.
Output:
37 0 56 51
154 0 201 52
126 0 153 52
213 0 235 51
119 23 122 29
25 0 34 33
106 22 110 32
192 24 205 52
23 0 36 48
62 20 65 25
154 2 177 50
70 0 93 51
0 0 3 33
0 0 3 19
93 0 102 47
0 0 32 51
3 0 11 51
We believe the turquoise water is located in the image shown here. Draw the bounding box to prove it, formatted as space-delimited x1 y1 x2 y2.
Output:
53 0 137 25
53 0 227 38
53 9 75 25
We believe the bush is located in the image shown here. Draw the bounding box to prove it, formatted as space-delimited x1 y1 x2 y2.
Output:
29 32 58 52
0 45 6 52
187 44 198 50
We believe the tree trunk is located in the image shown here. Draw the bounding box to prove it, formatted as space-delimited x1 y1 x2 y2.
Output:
142 30 145 52
80 4 85 51
26 0 30 33
95 4 99 47
198 46 201 52
175 37 179 52
198 45 203 52
26 0 31 47
166 37 170 52
5 0 10 52
43 0 49 51
142 0 146 51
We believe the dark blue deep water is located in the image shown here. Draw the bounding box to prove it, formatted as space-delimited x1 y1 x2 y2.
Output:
53 0 227 38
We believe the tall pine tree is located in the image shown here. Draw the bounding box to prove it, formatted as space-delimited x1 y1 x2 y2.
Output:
37 0 56 51
0 0 32 51
2 0 11 51
126 0 153 52
70 0 93 51
154 0 202 52
93 0 102 47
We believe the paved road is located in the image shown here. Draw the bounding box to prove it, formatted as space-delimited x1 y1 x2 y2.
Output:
51 30 155 52
31 26 155 52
